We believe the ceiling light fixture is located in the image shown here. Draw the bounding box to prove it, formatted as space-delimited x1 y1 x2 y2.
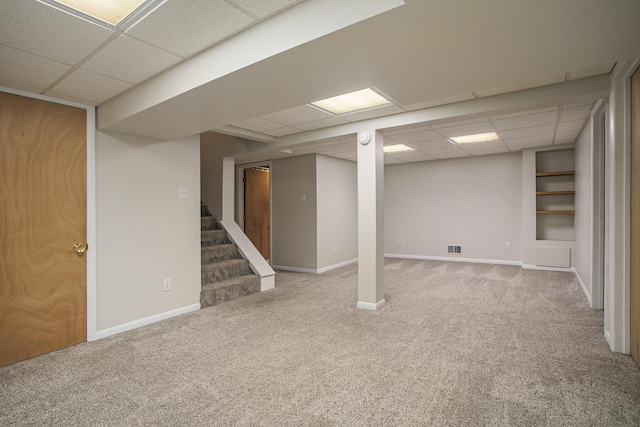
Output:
383 144 415 154
311 88 392 115
43 0 150 26
449 132 500 144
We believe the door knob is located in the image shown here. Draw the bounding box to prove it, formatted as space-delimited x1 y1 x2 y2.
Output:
73 243 87 253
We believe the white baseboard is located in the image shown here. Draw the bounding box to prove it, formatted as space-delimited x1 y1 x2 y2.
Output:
385 253 523 266
522 264 575 272
317 258 358 274
574 270 593 307
273 258 358 275
96 303 200 340
357 299 386 311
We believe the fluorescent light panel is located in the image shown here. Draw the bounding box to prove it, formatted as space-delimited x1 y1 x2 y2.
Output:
49 0 148 25
311 88 392 115
450 132 499 144
383 144 415 154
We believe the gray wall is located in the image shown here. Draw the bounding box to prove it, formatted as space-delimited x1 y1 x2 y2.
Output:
316 155 358 269
96 132 201 330
271 155 318 270
384 153 523 262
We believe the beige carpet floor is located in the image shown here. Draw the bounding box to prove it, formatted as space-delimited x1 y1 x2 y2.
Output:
1 259 639 426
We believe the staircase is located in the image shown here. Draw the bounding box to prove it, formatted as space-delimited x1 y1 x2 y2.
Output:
200 213 260 308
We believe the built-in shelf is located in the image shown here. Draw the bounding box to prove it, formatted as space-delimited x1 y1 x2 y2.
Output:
536 210 575 215
535 171 575 177
536 191 575 196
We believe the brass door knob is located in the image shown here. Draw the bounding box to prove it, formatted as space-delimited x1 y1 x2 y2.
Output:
73 243 88 253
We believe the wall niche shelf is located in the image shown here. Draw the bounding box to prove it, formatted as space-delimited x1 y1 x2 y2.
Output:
535 171 575 177
536 210 575 215
535 149 575 242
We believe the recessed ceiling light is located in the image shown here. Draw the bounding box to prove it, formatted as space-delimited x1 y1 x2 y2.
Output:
44 0 149 26
449 132 499 144
383 144 415 154
311 88 392 115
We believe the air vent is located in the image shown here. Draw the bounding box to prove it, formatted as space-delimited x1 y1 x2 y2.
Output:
447 245 462 254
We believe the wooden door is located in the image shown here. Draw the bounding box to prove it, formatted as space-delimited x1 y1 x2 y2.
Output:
631 68 640 367
0 92 87 367
244 168 270 260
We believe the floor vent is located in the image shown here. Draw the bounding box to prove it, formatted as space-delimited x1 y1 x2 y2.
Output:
447 245 462 254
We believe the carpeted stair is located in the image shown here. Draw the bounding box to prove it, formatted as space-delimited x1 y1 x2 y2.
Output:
200 214 260 308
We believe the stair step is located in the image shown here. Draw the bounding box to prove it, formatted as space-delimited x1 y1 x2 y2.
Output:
202 244 241 264
201 259 252 285
200 274 261 308
201 229 229 246
201 216 220 231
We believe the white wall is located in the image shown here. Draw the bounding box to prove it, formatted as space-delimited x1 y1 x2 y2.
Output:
384 153 522 263
96 132 201 331
271 155 318 270
574 114 596 305
316 155 358 270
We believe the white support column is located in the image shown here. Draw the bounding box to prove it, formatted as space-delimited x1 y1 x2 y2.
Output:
356 130 385 310
222 156 235 222
604 58 639 353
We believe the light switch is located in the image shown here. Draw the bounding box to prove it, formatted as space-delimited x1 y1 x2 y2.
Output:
178 187 189 198
301 194 306 202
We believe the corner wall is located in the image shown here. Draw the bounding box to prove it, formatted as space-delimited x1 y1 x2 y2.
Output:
384 153 522 263
96 132 201 332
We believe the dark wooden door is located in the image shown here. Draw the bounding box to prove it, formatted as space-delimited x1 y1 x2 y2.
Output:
244 168 270 260
0 92 87 367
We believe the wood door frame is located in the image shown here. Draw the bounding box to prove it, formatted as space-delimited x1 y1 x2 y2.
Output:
235 161 272 262
1 87 97 342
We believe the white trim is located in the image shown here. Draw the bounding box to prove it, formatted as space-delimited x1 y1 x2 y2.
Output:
271 265 318 274
574 269 593 307
260 274 275 291
0 87 97 342
96 304 200 339
522 264 575 273
357 299 386 311
385 253 523 266
317 258 358 274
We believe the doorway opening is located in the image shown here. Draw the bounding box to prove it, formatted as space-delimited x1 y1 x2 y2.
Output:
238 163 271 263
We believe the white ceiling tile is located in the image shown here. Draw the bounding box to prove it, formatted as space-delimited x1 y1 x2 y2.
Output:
459 141 505 151
506 140 551 150
264 126 301 137
82 35 181 84
295 116 349 131
387 149 421 159
474 74 566 98
431 117 488 129
490 107 559 120
385 129 442 144
311 143 354 155
384 157 406 165
491 111 559 131
466 146 509 156
0 45 71 90
554 130 580 144
0 0 114 65
406 139 452 151
42 92 98 106
433 120 495 138
403 154 436 162
126 0 255 57
430 151 471 160
48 69 133 103
330 152 357 161
498 124 556 140
559 105 593 122
229 0 302 18
562 101 595 109
382 123 432 136
568 63 614 80
503 133 554 147
422 145 466 155
262 104 333 126
235 117 283 132
342 104 404 122
556 119 586 133
403 93 475 111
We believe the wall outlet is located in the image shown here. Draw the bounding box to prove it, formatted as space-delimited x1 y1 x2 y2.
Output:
178 187 189 198
163 278 171 291
333 245 337 253
397 239 406 246
301 193 307 202
505 242 511 250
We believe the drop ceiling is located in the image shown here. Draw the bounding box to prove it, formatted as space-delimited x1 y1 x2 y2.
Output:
1 0 640 165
